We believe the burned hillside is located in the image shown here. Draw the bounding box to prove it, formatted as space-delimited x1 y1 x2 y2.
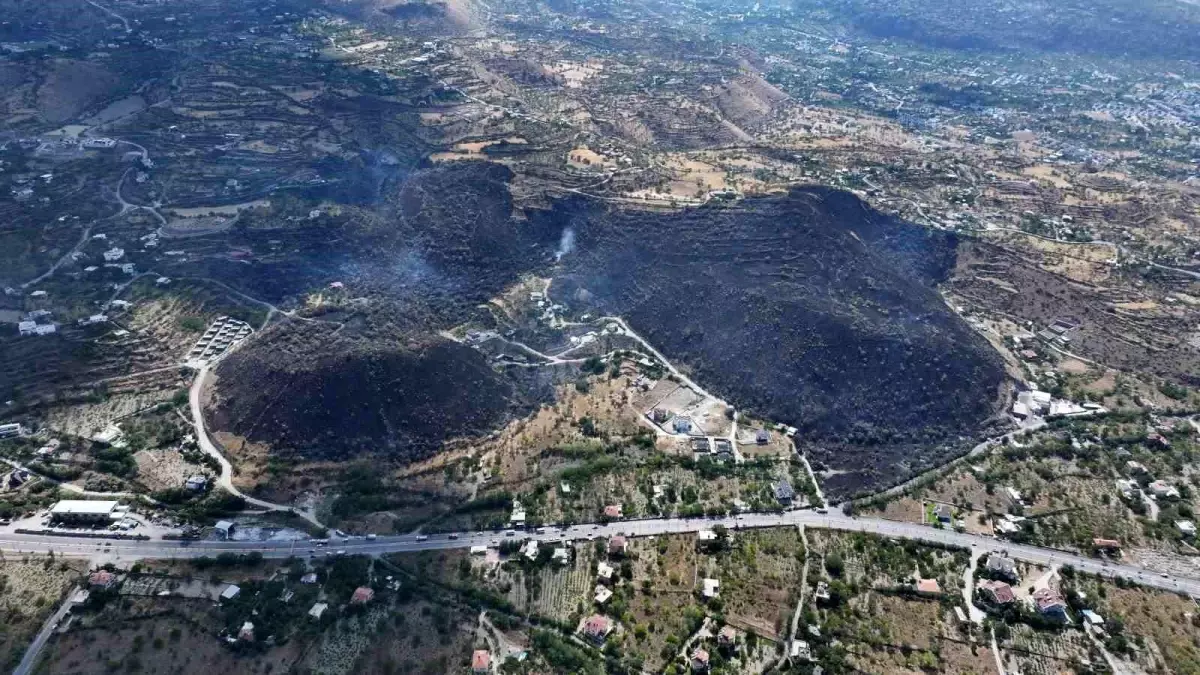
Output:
208 318 553 463
547 187 1007 493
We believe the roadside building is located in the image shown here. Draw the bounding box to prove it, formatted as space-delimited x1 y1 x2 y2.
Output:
88 570 118 590
608 535 628 556
1178 520 1197 537
1093 538 1121 553
603 504 623 520
0 423 22 438
185 475 208 491
215 520 235 539
774 481 794 506
756 429 769 445
238 622 255 642
49 500 119 526
985 554 1019 581
933 503 953 523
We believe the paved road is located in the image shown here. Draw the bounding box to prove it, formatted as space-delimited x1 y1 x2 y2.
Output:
13 585 78 675
187 366 324 528
4 511 1198 598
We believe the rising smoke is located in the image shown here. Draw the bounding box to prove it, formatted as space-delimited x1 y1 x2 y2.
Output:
555 226 576 261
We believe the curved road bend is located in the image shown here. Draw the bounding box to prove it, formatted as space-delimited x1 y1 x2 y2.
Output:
188 365 324 529
4 511 1198 598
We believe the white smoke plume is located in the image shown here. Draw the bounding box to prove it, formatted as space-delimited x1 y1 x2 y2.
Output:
555 226 576 261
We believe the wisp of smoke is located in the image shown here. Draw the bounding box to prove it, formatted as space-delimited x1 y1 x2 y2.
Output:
555 226 576 261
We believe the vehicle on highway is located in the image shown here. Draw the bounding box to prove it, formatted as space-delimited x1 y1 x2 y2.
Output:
336 549 347 556
448 534 459 539
366 534 377 540
536 527 546 534
505 530 516 537
416 535 428 541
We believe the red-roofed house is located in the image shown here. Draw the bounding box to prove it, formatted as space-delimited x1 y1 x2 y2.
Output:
1033 588 1069 621
471 649 490 674
603 504 623 519
691 648 710 672
979 580 1015 605
88 570 118 590
916 578 941 595
608 535 628 556
582 615 612 642
350 587 375 604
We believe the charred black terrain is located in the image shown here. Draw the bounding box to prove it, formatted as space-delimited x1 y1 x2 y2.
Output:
209 318 553 462
548 187 1007 494
204 162 1003 493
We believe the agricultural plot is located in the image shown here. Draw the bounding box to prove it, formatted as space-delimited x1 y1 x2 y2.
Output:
0 557 85 672
703 527 805 639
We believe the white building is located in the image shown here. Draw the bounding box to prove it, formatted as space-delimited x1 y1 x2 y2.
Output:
103 248 125 262
702 578 720 599
1178 520 1197 537
220 584 241 601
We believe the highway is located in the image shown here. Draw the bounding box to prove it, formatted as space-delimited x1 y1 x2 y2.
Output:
4 510 1199 598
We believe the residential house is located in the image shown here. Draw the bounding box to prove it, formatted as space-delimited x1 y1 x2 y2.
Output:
238 622 255 642
933 503 953 523
472 650 491 674
597 561 614 581
672 416 694 434
756 429 769 445
1178 520 1197 537
350 587 375 604
603 504 623 520
17 320 36 335
774 481 795 505
790 640 811 661
717 625 738 649
1147 433 1171 450
1081 609 1105 627
1115 479 1138 499
185 475 208 491
978 580 1015 605
985 555 1019 581
690 648 710 672
215 520 235 539
220 584 241 601
702 578 720 599
608 536 628 556
102 248 125 262
552 547 570 564
814 581 831 602
1149 480 1180 499
1033 588 1069 622
308 602 328 620
1093 538 1122 553
594 585 613 604
300 573 319 584
916 579 941 595
522 540 539 561
691 437 711 453
88 570 118 590
582 615 612 642
697 529 718 546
